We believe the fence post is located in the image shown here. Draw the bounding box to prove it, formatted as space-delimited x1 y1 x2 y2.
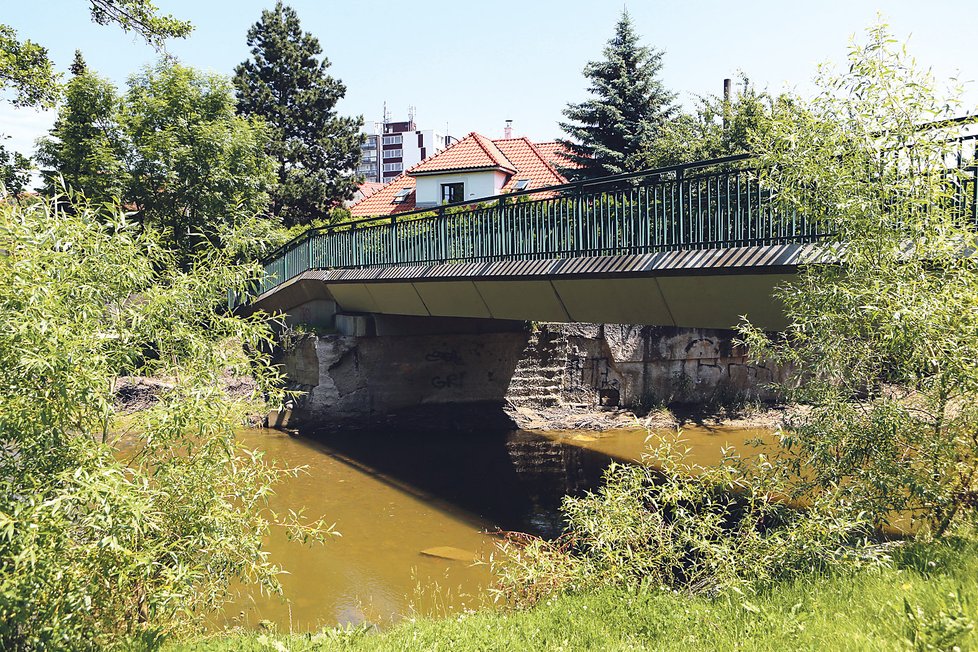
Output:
676 167 685 246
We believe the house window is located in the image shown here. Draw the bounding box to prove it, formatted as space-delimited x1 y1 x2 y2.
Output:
441 182 464 204
392 187 412 204
383 162 403 172
382 135 402 145
383 148 402 159
513 178 531 191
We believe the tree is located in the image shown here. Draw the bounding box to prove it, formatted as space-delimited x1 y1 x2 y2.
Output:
740 24 978 536
0 24 58 107
649 75 782 167
122 62 275 263
69 49 87 76
0 139 31 198
233 1 363 227
35 69 129 204
557 10 676 180
0 196 329 648
0 1 191 109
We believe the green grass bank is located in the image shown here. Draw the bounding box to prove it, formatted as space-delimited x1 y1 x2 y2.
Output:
168 536 978 652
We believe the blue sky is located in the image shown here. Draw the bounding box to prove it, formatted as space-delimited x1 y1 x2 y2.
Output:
3 0 977 161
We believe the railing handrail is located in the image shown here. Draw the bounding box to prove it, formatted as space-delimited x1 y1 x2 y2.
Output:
249 120 978 307
261 152 755 264
263 116 978 264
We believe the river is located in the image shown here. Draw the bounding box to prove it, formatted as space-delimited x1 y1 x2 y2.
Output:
227 424 769 631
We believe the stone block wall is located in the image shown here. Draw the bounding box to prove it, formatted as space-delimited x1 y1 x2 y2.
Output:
552 323 784 407
278 319 786 429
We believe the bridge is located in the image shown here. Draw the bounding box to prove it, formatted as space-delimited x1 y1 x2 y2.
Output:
245 148 977 333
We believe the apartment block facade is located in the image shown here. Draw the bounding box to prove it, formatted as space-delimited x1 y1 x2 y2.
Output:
359 119 454 183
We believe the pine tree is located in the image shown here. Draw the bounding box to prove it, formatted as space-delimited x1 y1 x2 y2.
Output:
558 11 676 180
233 2 363 227
69 49 87 76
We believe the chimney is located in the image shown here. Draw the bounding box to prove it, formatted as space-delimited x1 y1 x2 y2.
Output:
722 78 732 133
504 119 513 139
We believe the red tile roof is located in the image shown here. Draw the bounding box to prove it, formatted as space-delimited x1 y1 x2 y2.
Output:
493 138 566 192
409 132 516 175
533 141 579 170
348 133 572 218
347 173 417 218
357 181 386 199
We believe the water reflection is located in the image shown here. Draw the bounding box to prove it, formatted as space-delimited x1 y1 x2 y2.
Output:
228 424 769 631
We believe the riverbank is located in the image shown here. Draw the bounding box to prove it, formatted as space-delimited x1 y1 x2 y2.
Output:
504 401 796 433
169 534 978 651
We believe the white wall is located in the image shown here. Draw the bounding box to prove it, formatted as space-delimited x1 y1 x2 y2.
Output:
415 170 508 206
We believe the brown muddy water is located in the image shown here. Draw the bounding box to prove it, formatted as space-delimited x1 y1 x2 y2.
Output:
227 425 769 632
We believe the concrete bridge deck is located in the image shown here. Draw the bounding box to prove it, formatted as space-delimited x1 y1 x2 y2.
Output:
244 147 975 332
250 242 829 331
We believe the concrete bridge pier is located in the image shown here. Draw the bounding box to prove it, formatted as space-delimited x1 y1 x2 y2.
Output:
272 311 787 433
276 314 532 432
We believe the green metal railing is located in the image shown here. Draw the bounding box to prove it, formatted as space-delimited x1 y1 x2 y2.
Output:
257 154 814 296
254 140 978 299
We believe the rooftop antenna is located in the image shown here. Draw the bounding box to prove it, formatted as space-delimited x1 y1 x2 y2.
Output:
383 101 391 129
407 104 416 125
504 119 513 139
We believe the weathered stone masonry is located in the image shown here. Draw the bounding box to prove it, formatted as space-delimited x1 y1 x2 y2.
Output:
278 318 785 429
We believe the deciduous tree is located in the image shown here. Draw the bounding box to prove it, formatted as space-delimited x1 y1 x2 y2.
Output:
740 24 978 536
122 62 275 263
0 140 31 198
0 196 334 649
35 68 128 204
649 75 781 166
0 1 191 108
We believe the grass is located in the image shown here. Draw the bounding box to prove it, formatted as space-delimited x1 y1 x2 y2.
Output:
165 535 978 652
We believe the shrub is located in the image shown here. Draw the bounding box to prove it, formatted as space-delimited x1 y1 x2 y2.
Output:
0 197 328 650
740 23 978 536
493 433 886 606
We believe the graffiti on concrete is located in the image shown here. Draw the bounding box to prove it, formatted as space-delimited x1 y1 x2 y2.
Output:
425 349 465 366
431 372 466 389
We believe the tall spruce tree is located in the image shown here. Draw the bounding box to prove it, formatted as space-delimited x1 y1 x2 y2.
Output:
558 11 676 180
233 2 363 227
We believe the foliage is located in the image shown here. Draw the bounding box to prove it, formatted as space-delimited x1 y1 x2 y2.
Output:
234 1 364 227
492 433 883 606
70 49 88 77
649 75 782 167
123 62 276 264
0 139 31 198
87 0 193 48
0 1 190 109
277 206 354 243
36 68 129 205
0 24 58 107
557 10 677 180
739 24 978 536
36 61 277 263
0 197 329 650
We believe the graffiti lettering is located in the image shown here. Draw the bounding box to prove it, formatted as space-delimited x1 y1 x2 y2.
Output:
431 372 465 389
425 349 464 366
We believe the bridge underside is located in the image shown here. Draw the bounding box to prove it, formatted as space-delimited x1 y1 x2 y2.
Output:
249 243 819 331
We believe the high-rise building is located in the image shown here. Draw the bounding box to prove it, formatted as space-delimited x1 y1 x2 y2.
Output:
358 118 454 183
